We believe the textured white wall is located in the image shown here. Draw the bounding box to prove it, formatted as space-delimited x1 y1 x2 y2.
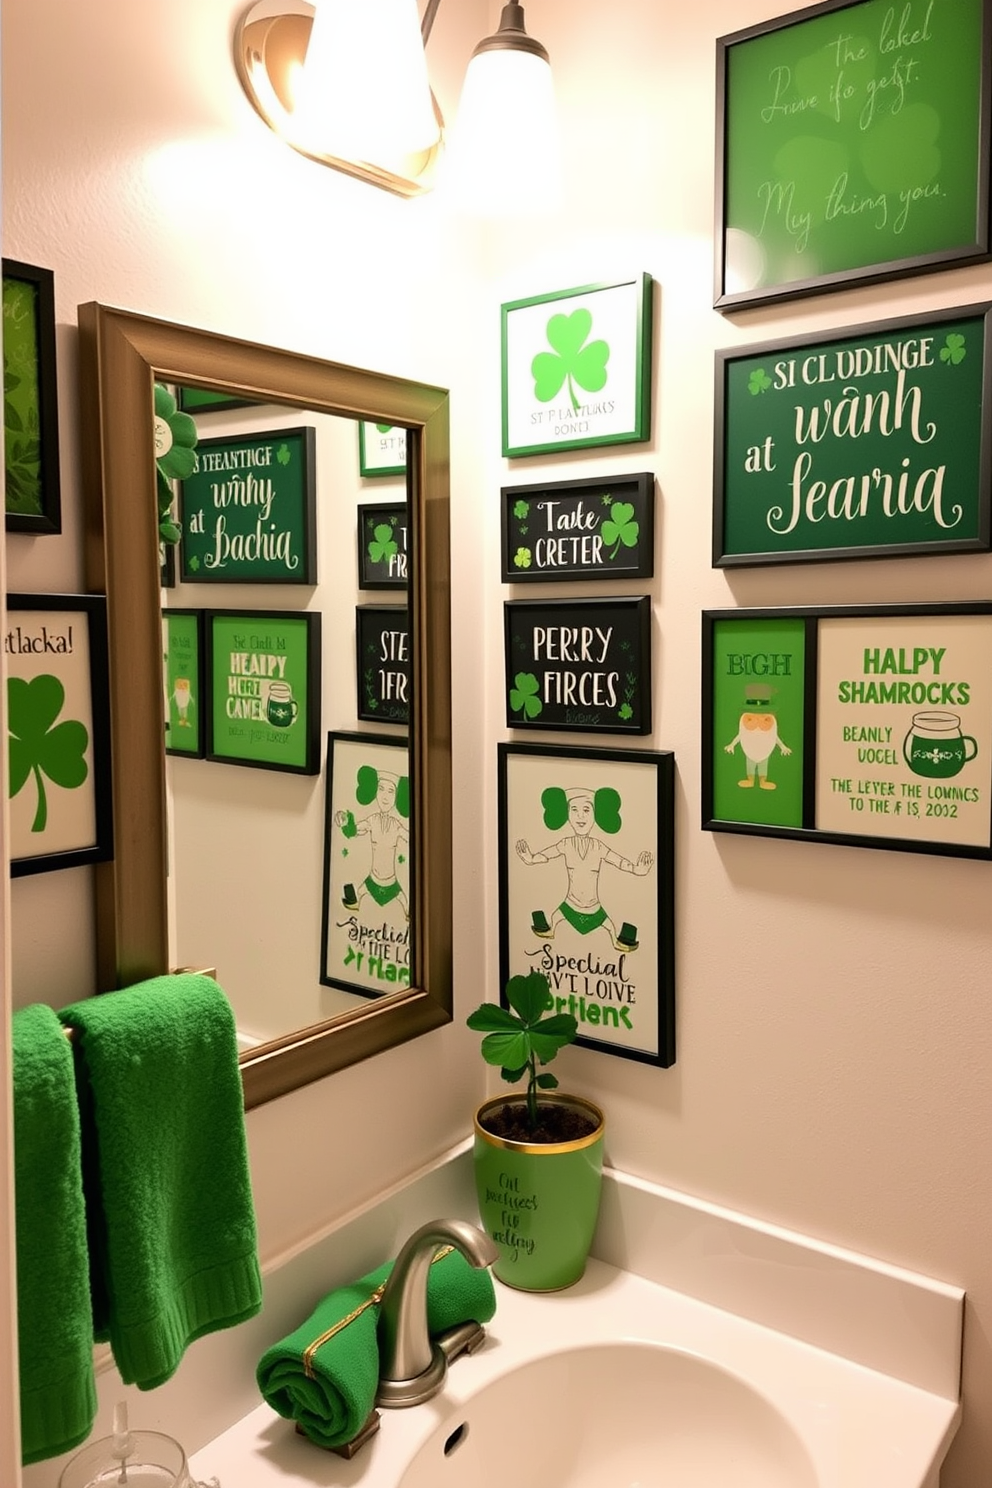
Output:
4 0 992 1485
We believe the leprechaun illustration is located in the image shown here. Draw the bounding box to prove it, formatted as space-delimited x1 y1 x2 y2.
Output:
515 784 653 952
335 764 409 918
723 682 792 790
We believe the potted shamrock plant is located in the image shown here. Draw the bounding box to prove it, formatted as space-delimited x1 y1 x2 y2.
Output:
467 970 605 1292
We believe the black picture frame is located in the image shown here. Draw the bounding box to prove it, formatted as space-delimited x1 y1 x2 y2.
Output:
714 0 992 310
498 742 676 1067
163 608 206 759
357 502 409 590
3 259 61 534
6 593 112 875
713 303 992 567
501 472 655 583
356 605 410 724
504 596 652 735
703 602 992 859
203 608 321 774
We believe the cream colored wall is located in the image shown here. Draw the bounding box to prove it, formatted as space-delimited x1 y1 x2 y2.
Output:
4 0 992 1485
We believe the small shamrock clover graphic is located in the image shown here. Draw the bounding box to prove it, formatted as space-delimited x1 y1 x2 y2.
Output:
188 554 200 572
531 309 609 414
748 368 772 396
513 499 530 520
514 547 532 569
602 494 613 506
376 422 393 434
153 383 197 545
939 334 967 366
276 443 291 466
600 501 639 560
509 672 542 719
368 523 399 566
8 675 89 833
618 702 633 721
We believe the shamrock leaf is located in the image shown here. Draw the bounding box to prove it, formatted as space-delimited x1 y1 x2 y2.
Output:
513 499 530 520
531 309 610 413
748 368 772 395
153 383 198 546
188 554 200 572
509 672 542 719
8 675 89 833
514 547 532 569
276 443 291 466
600 501 639 560
618 702 633 721
940 333 967 366
376 422 393 434
369 523 399 565
602 493 613 506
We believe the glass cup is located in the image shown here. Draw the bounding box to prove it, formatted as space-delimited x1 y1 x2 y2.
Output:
58 1429 191 1488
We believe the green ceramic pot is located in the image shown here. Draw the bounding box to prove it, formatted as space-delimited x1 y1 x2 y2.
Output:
473 1093 605 1292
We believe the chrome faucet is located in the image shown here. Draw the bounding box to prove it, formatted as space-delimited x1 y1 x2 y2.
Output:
376 1218 499 1408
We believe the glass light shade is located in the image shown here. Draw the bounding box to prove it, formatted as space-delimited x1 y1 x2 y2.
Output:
444 46 561 216
291 0 439 165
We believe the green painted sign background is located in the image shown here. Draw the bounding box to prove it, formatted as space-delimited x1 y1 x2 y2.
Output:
717 309 990 562
720 0 986 299
711 617 806 828
208 611 318 772
179 427 316 583
163 610 202 757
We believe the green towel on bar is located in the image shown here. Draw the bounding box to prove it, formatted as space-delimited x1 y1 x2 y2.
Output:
257 1246 496 1449
13 1003 97 1465
59 973 263 1390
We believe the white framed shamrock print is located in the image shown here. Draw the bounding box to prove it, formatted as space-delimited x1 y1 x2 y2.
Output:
501 276 654 458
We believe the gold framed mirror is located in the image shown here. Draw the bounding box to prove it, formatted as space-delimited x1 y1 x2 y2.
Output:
77 303 451 1108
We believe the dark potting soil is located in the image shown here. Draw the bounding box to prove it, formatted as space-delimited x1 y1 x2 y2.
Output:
481 1102 598 1144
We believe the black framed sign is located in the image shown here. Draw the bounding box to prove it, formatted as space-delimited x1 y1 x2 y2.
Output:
205 609 321 773
501 276 653 458
715 0 992 310
6 594 112 875
3 259 61 534
163 608 205 758
320 731 412 997
179 426 317 584
703 603 992 858
498 743 676 1067
356 605 409 724
714 304 992 566
357 502 409 589
505 596 651 735
177 386 254 414
501 472 655 583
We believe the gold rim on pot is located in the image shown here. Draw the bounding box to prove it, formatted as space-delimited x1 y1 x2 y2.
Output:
474 1092 605 1156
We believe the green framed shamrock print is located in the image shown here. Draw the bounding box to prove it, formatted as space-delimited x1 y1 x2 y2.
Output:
501 275 654 458
6 594 112 875
359 420 407 477
498 742 676 1066
3 260 61 534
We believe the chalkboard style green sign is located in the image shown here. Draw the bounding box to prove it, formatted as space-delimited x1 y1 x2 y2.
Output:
715 304 992 565
356 606 410 724
715 0 991 308
205 609 320 773
357 502 409 589
703 603 992 858
179 426 316 584
501 472 655 583
505 597 652 735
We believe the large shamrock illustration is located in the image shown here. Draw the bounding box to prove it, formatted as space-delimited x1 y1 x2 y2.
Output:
368 523 399 566
531 309 609 414
8 674 89 833
153 383 198 545
600 501 638 560
509 673 542 720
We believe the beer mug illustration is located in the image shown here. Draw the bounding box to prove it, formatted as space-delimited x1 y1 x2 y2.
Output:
902 711 978 779
266 680 298 728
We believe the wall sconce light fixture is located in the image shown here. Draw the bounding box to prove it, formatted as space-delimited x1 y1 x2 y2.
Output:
234 0 557 208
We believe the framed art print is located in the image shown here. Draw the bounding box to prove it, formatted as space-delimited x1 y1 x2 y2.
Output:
3 259 61 534
6 594 112 875
357 502 409 589
162 608 205 758
501 472 655 583
715 0 992 309
178 426 317 584
714 303 992 566
501 275 654 457
505 596 652 735
356 605 410 724
359 421 407 477
703 603 992 858
205 609 321 773
498 742 676 1067
177 385 254 414
320 731 412 997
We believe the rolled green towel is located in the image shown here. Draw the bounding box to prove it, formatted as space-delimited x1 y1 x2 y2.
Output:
257 1245 496 1449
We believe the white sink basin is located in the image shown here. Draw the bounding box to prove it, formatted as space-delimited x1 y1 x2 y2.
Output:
397 1341 817 1488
